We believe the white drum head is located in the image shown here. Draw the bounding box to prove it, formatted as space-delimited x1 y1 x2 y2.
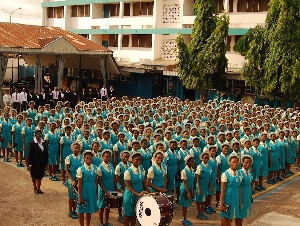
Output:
135 195 161 226
108 191 123 198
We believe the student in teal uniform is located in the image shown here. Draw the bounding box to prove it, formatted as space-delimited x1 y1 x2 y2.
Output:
79 130 93 153
44 122 60 181
0 113 12 162
179 155 195 226
165 140 179 191
196 152 212 220
76 150 99 226
251 138 262 192
113 132 128 165
219 155 242 226
216 143 230 207
12 114 24 167
60 125 76 186
27 101 37 126
276 131 287 180
100 130 113 164
65 142 83 219
138 138 152 172
288 130 298 175
97 150 116 226
91 141 102 167
115 150 131 224
206 145 218 214
22 118 35 167
268 132 279 184
191 137 202 167
236 155 253 226
147 151 167 192
258 132 268 190
123 152 149 226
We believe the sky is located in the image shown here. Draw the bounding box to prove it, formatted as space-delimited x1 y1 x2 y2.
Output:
0 0 41 25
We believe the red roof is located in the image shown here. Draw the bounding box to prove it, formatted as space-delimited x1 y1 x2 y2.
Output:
0 22 110 52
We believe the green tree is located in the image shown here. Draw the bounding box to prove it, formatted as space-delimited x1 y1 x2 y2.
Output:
176 0 229 94
234 0 300 101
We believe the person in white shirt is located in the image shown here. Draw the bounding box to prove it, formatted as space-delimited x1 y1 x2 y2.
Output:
52 87 60 106
3 90 12 107
11 88 21 113
100 84 108 101
19 88 28 111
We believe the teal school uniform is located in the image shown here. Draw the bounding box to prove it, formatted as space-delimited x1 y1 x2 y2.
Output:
61 134 76 170
179 166 195 207
1 119 12 149
22 125 36 157
238 168 253 219
258 142 269 177
268 140 279 172
148 163 167 192
276 138 287 170
114 141 129 164
81 138 93 153
138 147 152 172
123 165 145 216
66 154 83 199
76 164 98 214
220 169 242 219
166 149 179 190
27 109 37 126
97 162 115 208
216 153 230 192
195 162 212 202
115 162 131 190
191 146 202 167
92 152 102 167
208 157 217 195
45 131 60 165
250 147 261 181
12 122 23 152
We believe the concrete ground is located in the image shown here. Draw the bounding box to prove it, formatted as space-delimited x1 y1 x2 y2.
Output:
0 158 300 226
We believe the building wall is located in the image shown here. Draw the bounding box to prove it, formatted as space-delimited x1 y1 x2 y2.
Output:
41 0 269 68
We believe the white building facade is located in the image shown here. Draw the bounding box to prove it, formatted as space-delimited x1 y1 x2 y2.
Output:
41 0 270 99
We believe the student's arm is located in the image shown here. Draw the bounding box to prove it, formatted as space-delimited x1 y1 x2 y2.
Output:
28 141 33 170
219 181 227 212
163 173 168 192
183 179 191 199
78 178 83 203
59 142 64 164
196 174 201 194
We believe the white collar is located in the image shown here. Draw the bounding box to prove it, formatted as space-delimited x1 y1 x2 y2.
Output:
84 162 93 170
34 137 43 143
228 168 238 176
72 154 81 160
201 161 209 167
101 161 110 167
185 166 192 171
241 167 250 175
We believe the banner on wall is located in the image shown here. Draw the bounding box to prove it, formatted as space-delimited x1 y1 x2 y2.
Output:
241 94 256 105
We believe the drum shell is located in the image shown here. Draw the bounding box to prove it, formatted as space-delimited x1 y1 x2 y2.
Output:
105 192 123 208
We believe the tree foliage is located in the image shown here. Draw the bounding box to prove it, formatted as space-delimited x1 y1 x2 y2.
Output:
234 0 300 101
176 0 229 91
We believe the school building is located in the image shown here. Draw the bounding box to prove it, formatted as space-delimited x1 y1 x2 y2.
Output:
41 0 270 100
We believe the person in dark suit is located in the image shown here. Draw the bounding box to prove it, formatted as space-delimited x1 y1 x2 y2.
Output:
64 88 72 103
79 88 87 103
94 88 101 99
86 88 94 103
109 85 115 98
71 88 78 109
47 88 54 108
33 90 40 109
27 89 34 103
39 88 47 106
28 130 48 195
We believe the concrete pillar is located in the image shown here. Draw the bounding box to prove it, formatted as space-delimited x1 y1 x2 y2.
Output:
233 0 238 13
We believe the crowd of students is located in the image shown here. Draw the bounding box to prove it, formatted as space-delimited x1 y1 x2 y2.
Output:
0 95 299 226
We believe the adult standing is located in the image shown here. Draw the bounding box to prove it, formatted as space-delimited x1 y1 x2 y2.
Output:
3 90 12 107
39 88 46 106
64 88 72 103
108 85 114 98
100 84 108 101
52 87 60 106
27 89 34 103
79 88 87 103
71 88 78 109
59 88 65 102
47 88 53 108
12 88 21 113
94 88 101 99
33 90 40 109
20 88 28 112
28 130 48 195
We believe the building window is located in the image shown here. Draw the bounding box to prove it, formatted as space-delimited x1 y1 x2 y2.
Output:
132 1 154 16
226 36 232 51
122 35 129 47
110 4 120 17
124 3 130 16
237 0 270 12
214 0 224 13
47 7 64 18
109 34 118 47
132 34 152 48
71 5 90 17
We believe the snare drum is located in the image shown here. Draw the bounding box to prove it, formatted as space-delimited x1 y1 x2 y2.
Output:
164 191 174 203
105 191 123 208
135 193 173 226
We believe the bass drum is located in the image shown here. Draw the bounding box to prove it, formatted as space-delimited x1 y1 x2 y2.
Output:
135 193 173 226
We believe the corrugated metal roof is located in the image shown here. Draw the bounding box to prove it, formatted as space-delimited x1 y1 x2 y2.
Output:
0 22 110 52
